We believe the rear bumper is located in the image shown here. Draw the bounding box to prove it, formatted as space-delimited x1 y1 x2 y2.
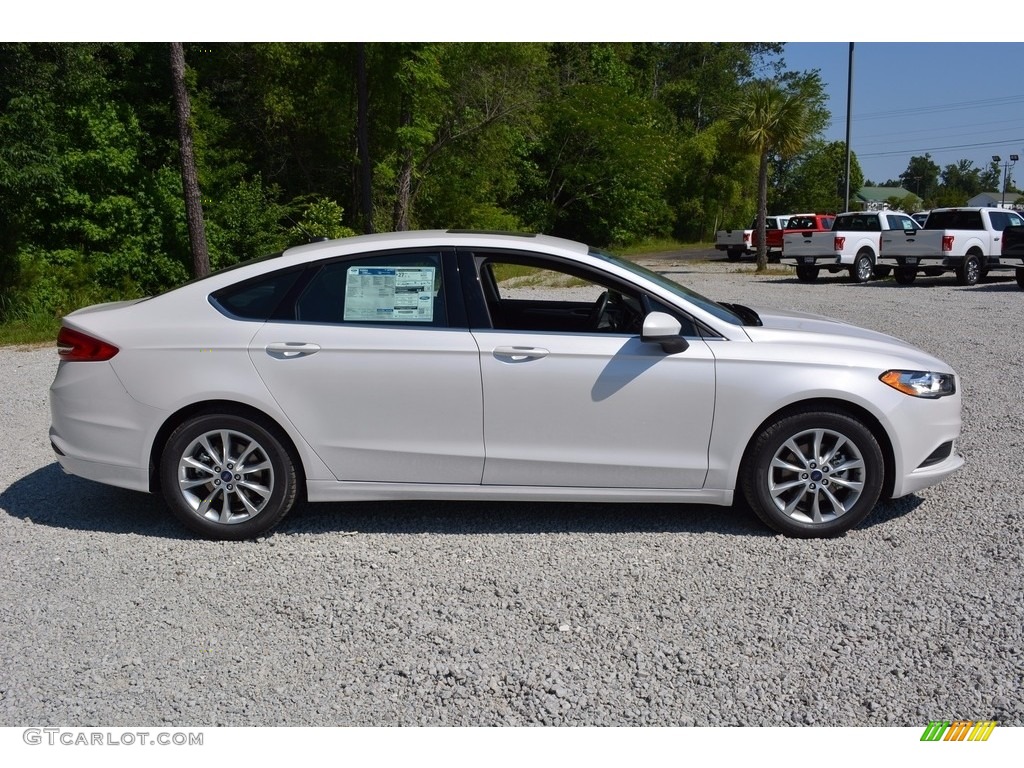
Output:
48 360 162 494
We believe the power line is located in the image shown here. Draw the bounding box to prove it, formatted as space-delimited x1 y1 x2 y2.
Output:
857 138 1024 159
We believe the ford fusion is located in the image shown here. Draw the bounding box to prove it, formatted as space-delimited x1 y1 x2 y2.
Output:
49 231 963 539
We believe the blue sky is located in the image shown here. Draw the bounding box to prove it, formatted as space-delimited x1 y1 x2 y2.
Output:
779 42 1024 188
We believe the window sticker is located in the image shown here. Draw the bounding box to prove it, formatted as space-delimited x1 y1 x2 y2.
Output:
343 266 436 322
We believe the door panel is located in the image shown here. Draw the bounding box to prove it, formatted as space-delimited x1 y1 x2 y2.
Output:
472 329 715 488
249 324 484 483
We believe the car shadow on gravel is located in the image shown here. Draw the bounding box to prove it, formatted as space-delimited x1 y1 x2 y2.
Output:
0 463 191 539
1 463 921 540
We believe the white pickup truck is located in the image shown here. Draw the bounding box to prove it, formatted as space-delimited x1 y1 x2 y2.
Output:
782 210 920 283
878 207 1024 285
714 214 790 261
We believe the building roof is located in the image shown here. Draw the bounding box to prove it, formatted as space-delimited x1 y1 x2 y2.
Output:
968 191 1023 207
855 186 918 203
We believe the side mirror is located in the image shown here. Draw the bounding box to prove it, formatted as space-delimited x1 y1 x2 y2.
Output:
641 311 689 354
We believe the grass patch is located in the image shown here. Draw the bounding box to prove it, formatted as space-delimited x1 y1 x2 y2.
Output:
615 239 710 257
0 315 60 347
491 263 590 289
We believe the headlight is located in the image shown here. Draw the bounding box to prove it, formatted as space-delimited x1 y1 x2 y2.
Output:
879 370 956 398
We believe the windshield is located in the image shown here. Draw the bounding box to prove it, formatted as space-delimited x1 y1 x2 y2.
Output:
590 249 743 325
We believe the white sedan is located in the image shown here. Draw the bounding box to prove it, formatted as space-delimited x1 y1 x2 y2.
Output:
49 230 964 539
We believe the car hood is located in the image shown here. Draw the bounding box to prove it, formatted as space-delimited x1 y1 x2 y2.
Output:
741 306 951 369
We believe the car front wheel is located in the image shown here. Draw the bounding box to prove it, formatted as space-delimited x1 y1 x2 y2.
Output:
740 410 884 538
159 411 298 539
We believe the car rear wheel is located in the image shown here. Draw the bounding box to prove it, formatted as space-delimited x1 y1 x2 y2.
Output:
850 250 874 283
159 411 298 540
740 410 884 538
796 264 819 282
894 267 917 285
956 254 981 286
1017 267 1024 289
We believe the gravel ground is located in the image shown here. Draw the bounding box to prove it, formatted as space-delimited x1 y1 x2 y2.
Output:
1 261 1021 727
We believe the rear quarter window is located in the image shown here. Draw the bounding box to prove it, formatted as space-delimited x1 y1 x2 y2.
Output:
210 268 303 320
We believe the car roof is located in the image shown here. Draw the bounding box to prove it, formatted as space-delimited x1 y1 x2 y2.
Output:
282 229 590 261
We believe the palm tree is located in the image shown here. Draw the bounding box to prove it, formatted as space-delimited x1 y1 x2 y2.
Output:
727 81 811 271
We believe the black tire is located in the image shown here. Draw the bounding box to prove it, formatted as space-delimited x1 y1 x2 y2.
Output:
1017 267 1024 289
849 250 874 283
159 411 298 540
956 254 981 286
726 248 742 262
894 267 917 285
740 409 884 538
796 264 819 282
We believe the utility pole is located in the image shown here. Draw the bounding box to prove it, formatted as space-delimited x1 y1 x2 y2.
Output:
844 43 854 213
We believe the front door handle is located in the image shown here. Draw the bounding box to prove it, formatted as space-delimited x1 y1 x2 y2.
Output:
266 342 321 359
493 346 549 362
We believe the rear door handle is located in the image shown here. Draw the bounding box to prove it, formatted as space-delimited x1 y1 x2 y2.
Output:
493 346 549 362
266 342 321 359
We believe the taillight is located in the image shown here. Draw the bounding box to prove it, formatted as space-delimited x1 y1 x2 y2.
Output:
942 235 954 252
834 236 845 250
57 327 119 361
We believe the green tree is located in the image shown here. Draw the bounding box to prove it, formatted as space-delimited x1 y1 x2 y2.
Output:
727 80 814 271
899 154 940 204
525 83 675 245
378 42 548 231
939 159 983 204
0 43 190 320
782 140 863 214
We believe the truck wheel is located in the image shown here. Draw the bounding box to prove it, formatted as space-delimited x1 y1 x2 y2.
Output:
1016 267 1024 289
894 267 917 285
727 248 742 261
849 250 874 283
955 254 981 286
796 264 819 282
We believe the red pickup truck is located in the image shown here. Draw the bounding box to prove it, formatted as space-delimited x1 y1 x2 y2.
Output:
752 213 835 258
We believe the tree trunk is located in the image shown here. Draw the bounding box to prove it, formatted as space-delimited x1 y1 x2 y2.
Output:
392 154 413 231
170 42 210 278
356 43 374 234
392 98 414 231
756 151 770 272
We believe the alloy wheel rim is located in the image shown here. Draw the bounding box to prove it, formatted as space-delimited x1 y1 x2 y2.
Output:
767 427 866 524
176 429 275 524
